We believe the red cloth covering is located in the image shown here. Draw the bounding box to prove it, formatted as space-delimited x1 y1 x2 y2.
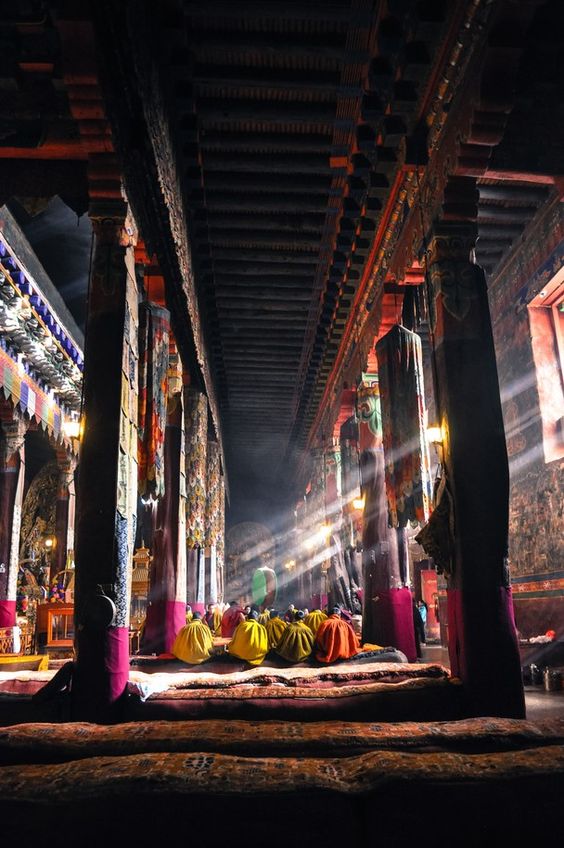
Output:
315 614 360 663
221 606 245 638
369 588 417 662
0 600 16 628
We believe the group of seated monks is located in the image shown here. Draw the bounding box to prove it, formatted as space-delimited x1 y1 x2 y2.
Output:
172 601 363 667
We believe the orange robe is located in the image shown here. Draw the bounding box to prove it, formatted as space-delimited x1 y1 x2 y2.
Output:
314 614 360 663
221 606 245 638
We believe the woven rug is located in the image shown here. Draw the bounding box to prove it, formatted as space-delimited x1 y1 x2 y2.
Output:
1 716 563 765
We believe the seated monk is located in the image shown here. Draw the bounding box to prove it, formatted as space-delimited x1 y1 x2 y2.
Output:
315 606 361 663
258 608 270 626
221 600 245 638
204 603 222 635
304 608 327 637
275 610 314 663
265 610 287 650
172 612 213 665
227 609 268 666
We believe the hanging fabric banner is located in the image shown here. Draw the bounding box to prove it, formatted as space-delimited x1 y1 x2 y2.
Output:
204 441 221 548
138 302 170 500
375 325 432 528
184 388 208 548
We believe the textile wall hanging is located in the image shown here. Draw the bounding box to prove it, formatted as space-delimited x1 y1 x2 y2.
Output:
375 325 432 528
138 302 170 500
204 441 221 548
184 388 208 548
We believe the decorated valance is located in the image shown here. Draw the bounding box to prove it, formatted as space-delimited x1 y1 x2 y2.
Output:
0 344 75 449
138 302 170 500
375 324 432 528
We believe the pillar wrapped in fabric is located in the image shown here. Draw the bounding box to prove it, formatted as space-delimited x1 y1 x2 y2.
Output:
216 474 225 603
142 386 187 654
424 212 524 717
0 411 27 628
184 388 208 611
204 441 221 603
72 202 138 721
339 416 361 505
358 378 416 660
375 324 432 528
138 302 170 501
53 453 77 577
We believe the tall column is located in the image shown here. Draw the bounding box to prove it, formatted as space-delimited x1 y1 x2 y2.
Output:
216 473 225 604
184 387 208 613
425 190 524 717
72 201 138 721
358 380 416 660
53 452 77 577
142 386 187 654
205 440 221 604
0 412 27 628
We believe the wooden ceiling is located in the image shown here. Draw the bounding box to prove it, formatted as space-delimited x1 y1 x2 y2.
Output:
163 0 453 490
1 0 560 508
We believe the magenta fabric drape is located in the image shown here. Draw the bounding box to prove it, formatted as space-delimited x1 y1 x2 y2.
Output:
73 626 129 720
0 600 16 629
447 587 525 717
368 588 417 662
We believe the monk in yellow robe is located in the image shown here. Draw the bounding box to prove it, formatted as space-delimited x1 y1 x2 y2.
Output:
227 609 268 666
185 604 193 624
265 610 287 651
172 612 213 665
304 608 327 637
276 610 314 663
315 606 360 663
258 609 270 627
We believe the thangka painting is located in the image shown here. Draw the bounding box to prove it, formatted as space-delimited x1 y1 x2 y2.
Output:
375 325 432 528
184 388 208 548
138 302 170 500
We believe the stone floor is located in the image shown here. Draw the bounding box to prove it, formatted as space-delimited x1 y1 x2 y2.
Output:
421 643 564 720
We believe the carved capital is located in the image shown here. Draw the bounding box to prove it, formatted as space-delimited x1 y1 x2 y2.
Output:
0 414 28 463
426 224 478 266
90 200 137 247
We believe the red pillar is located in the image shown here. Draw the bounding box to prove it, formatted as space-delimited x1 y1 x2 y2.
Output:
427 195 524 717
0 412 27 628
72 201 138 721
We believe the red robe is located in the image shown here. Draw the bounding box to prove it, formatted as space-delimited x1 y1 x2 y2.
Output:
221 606 245 638
315 614 360 663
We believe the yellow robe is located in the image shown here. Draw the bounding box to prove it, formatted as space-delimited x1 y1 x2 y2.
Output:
227 619 268 666
172 620 213 665
258 610 270 626
276 620 314 663
304 609 327 637
185 610 193 624
265 616 287 650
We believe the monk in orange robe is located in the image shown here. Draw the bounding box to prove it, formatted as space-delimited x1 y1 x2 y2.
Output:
221 601 245 638
314 606 360 663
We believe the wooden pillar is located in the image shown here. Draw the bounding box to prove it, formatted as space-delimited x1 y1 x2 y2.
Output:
72 200 138 721
0 412 27 628
53 453 77 577
426 180 524 717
